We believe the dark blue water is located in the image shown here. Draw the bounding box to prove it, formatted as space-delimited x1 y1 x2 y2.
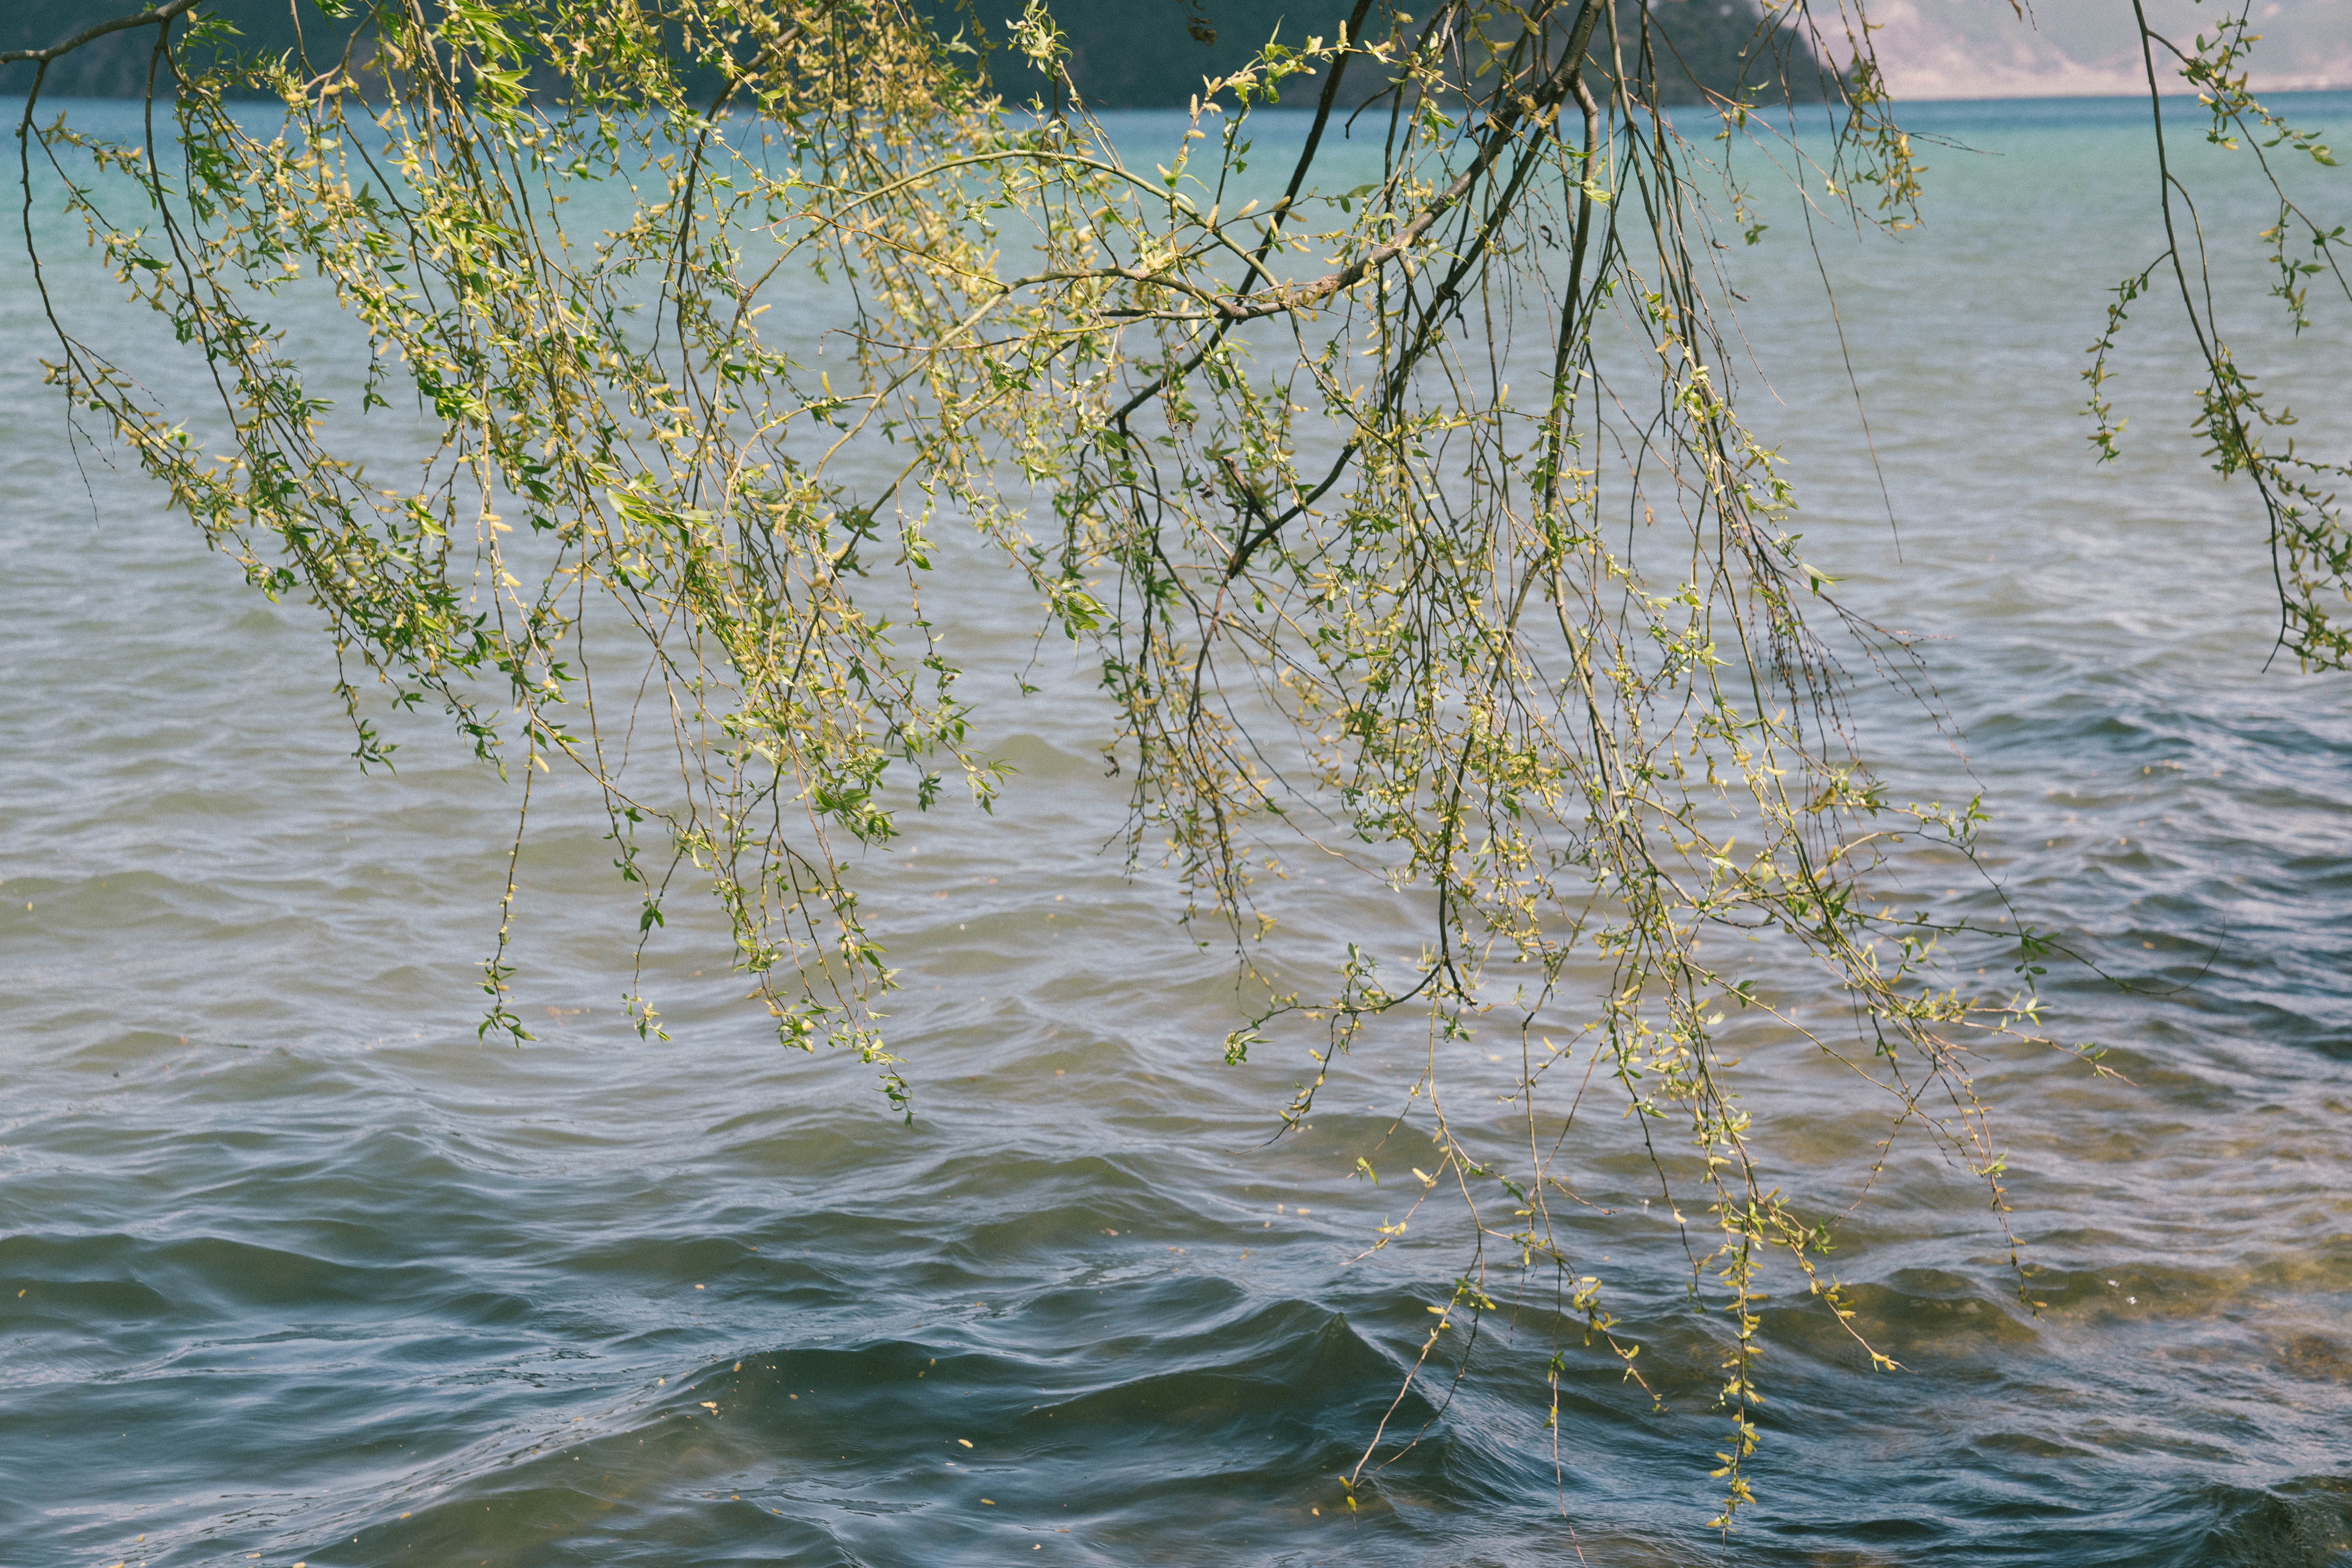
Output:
3 93 2350 1566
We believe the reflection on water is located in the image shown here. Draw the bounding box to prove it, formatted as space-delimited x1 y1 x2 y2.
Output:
3 94 2350 1565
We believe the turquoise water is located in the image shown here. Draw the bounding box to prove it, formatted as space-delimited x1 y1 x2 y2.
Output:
3 92 2350 1565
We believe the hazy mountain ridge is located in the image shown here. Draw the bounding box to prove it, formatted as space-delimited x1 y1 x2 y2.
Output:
1867 0 2349 101
7 2 2344 107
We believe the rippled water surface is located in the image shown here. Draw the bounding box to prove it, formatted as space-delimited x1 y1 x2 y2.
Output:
4 93 2351 1567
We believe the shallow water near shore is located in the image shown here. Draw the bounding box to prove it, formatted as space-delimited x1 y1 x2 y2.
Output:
3 92 2351 1566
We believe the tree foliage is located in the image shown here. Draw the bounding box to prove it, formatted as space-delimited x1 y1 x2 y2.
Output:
10 0 2345 1527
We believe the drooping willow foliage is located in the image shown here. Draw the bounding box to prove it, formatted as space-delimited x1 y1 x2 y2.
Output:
11 0 2345 1526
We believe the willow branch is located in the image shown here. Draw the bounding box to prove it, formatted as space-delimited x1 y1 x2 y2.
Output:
0 0 201 65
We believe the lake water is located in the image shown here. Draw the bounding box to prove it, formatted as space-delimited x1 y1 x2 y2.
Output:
3 92 2350 1567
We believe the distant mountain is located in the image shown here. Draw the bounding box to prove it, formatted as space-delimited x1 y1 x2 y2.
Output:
950 0 1832 107
4 1 1830 107
1863 0 2349 101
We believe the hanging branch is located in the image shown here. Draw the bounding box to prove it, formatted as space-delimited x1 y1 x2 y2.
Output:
13 0 2340 1530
